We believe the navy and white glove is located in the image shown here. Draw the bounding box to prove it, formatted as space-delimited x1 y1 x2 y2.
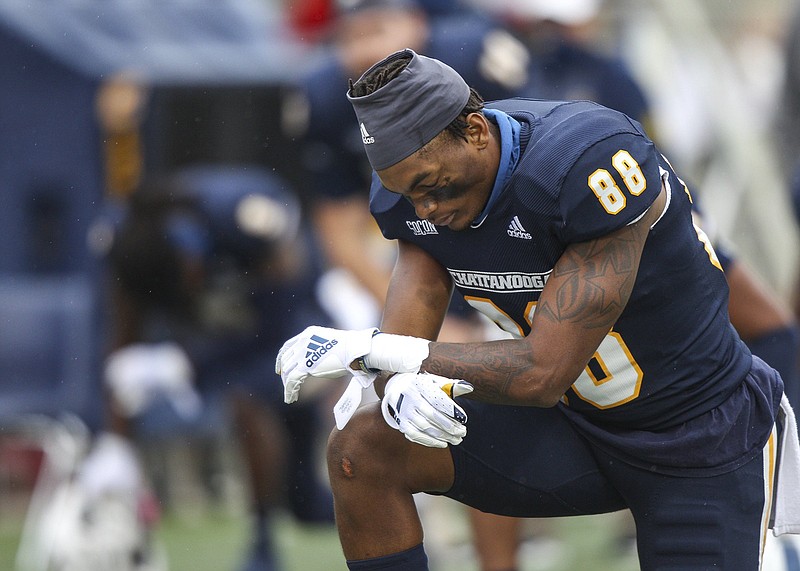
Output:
276 326 379 404
381 372 473 448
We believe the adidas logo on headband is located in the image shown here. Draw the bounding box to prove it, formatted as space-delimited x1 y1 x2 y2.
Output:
360 123 375 145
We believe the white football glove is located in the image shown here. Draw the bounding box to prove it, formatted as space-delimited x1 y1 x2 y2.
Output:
381 372 474 448
276 326 379 404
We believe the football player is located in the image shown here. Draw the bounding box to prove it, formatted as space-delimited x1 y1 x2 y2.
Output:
276 49 800 570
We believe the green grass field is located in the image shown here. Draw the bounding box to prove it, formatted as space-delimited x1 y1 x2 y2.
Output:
0 500 640 571
153 509 349 571
0 432 639 571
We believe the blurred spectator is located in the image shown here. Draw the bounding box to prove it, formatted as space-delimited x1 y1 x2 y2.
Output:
479 0 651 127
282 0 533 332
80 166 336 571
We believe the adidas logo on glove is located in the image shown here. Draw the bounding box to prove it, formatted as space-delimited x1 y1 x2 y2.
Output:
305 335 339 367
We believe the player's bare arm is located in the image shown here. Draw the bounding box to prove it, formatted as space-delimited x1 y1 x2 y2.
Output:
421 184 667 406
382 239 453 337
372 239 455 395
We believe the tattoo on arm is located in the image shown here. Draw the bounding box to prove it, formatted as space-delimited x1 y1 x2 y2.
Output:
423 339 533 403
536 220 648 331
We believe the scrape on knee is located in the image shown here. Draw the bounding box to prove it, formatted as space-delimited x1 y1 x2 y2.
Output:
341 456 355 478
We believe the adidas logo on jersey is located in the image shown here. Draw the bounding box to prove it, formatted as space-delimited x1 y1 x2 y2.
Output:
305 334 338 367
360 123 374 145
507 216 532 239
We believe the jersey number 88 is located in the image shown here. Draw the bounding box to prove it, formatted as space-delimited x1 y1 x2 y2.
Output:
588 149 646 215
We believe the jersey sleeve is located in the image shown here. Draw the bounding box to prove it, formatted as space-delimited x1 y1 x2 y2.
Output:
558 131 662 243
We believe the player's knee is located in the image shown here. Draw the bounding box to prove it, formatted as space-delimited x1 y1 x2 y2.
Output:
326 403 396 484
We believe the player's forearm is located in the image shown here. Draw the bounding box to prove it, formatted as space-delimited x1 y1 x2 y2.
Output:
366 333 580 407
421 338 561 406
422 340 546 406
726 261 796 339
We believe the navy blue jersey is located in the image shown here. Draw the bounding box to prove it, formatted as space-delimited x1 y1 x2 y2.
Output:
294 12 531 201
371 99 756 433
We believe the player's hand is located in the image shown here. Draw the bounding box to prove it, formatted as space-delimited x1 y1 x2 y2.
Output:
276 326 378 404
381 372 473 448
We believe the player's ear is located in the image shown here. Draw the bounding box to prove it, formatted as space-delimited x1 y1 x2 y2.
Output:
465 112 489 149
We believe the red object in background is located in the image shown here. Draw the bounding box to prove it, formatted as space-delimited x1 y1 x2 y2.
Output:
0 436 45 491
286 0 336 42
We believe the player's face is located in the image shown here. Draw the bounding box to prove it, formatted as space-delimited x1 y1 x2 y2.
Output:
376 114 498 231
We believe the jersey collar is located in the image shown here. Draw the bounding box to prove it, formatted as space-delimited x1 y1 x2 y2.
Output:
471 108 521 228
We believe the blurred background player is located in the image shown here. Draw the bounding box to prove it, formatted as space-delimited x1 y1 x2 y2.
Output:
282 0 533 333
78 165 336 571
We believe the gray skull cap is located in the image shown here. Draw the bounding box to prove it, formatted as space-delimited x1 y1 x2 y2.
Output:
347 48 471 170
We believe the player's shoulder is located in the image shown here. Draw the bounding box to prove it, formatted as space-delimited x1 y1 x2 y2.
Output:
496 99 654 187
490 99 661 240
500 98 643 143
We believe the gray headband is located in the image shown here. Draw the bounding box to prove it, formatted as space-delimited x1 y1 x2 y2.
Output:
347 48 471 170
